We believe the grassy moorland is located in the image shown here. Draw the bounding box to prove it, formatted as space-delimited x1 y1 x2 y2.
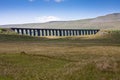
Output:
0 30 120 80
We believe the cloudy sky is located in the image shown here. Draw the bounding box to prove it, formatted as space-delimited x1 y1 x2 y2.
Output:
0 0 120 25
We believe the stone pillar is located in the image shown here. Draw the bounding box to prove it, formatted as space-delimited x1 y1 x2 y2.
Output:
35 29 38 36
57 30 60 36
70 30 72 36
66 30 68 36
14 29 18 33
39 30 42 36
80 30 82 36
84 30 86 35
19 29 23 35
70 30 73 36
45 30 47 36
95 30 97 34
33 29 35 36
59 30 61 36
86 30 88 35
62 30 64 36
49 30 51 36
27 29 30 36
74 30 76 36
90 30 93 35
42 30 44 36
92 30 94 35
21 29 23 35
89 30 91 35
81 30 83 35
83 30 85 35
51 30 53 36
25 29 27 35
77 30 79 36
61 30 63 36
85 30 86 35
65 30 67 36
44 30 47 36
69 30 71 36
52 30 54 36
53 30 55 36
43 29 46 36
79 30 81 36
93 30 95 35
46 30 49 36
90 30 92 35
29 29 31 36
94 30 96 34
23 29 26 35
25 29 27 36
37 29 40 36
87 30 89 35
67 30 70 36
19 29 22 35
31 29 34 36
16 29 19 34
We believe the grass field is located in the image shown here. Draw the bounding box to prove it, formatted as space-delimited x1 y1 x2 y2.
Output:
0 30 120 80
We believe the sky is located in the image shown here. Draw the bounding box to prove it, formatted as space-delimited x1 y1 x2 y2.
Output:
0 0 120 25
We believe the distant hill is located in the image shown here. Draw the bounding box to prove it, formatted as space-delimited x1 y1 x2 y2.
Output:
91 13 120 22
1 13 120 30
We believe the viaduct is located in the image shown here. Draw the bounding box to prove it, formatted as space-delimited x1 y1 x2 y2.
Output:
11 28 100 37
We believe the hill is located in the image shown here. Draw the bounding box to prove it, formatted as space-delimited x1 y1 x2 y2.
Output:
1 13 120 30
91 13 120 22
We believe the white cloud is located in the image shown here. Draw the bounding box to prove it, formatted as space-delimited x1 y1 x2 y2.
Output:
54 0 64 3
28 0 64 3
35 16 61 23
44 0 65 3
44 0 50 2
28 0 35 2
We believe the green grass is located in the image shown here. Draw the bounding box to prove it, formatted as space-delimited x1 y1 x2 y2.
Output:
0 53 120 80
0 53 69 80
0 30 120 80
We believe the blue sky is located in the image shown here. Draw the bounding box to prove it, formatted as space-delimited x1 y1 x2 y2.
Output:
0 0 120 25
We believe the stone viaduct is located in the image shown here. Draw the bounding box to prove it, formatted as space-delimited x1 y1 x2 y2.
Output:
11 28 100 36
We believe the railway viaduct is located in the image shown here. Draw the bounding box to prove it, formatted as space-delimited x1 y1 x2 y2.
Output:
11 28 100 36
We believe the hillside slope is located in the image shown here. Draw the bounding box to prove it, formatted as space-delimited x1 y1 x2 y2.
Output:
1 13 120 30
